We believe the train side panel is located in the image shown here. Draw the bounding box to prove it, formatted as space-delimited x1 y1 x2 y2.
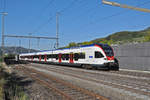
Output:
19 44 119 70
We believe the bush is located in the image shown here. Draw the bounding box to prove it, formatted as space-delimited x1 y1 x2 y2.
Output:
0 73 6 100
5 84 29 100
0 57 2 63
0 67 29 100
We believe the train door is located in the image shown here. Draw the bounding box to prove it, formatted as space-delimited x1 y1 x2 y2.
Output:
58 54 62 63
39 55 41 62
69 53 74 63
44 55 47 62
32 56 33 61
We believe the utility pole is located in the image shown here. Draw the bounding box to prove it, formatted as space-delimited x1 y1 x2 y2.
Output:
1 12 8 63
56 12 59 49
4 34 58 53
37 38 40 50
19 39 22 54
28 33 32 53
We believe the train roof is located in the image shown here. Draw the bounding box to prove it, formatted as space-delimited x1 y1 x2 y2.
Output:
19 43 110 55
56 43 109 50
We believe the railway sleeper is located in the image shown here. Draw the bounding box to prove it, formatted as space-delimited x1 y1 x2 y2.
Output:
78 95 93 100
68 91 84 95
59 88 71 92
67 92 80 95
23 66 109 100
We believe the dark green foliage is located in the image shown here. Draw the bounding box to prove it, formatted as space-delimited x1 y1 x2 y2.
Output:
0 68 30 100
67 42 77 48
0 57 2 63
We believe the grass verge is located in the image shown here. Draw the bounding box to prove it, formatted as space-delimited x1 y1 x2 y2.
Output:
0 63 29 100
0 64 5 100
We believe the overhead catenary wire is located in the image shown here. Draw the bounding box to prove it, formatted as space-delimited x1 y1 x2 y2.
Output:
0 0 2 10
68 0 150 41
58 0 81 14
42 0 55 13
0 0 6 11
35 0 55 20
79 0 150 31
32 16 54 33
30 0 55 34
32 0 81 34
4 0 6 11
97 0 150 23
0 0 3 10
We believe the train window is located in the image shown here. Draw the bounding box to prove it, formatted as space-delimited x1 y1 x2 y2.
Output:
65 54 69 60
51 54 56 59
33 55 39 59
79 52 85 59
74 53 79 61
41 55 45 59
51 54 55 58
28 56 31 59
47 54 52 59
56 54 59 60
99 44 114 57
62 54 65 60
95 51 104 58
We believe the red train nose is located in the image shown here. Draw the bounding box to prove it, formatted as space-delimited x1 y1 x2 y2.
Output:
107 56 114 60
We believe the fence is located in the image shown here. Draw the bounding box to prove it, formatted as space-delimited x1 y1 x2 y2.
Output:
112 42 150 71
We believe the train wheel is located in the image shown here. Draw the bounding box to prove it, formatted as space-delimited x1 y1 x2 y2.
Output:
114 58 119 71
82 64 86 69
82 64 92 69
92 66 97 70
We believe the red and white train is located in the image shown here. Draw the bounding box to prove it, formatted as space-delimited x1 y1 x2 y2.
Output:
18 44 119 70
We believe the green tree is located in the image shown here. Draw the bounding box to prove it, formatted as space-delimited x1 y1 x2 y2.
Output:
81 41 92 45
68 42 77 48
144 31 150 42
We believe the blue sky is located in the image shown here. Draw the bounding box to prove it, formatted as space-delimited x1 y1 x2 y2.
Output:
0 0 150 50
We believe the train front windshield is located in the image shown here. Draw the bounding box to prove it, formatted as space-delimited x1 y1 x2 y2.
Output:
99 44 114 57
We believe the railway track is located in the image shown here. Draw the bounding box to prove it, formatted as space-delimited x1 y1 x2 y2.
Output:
109 70 150 78
31 63 150 79
15 65 108 100
28 63 150 97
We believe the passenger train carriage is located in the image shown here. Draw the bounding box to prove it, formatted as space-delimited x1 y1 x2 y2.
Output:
18 44 119 70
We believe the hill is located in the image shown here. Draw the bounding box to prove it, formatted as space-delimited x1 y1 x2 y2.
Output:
62 27 150 48
0 46 39 56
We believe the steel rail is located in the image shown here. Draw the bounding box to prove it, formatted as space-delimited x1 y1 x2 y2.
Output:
25 67 108 100
18 65 109 100
16 66 74 100
32 65 150 96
